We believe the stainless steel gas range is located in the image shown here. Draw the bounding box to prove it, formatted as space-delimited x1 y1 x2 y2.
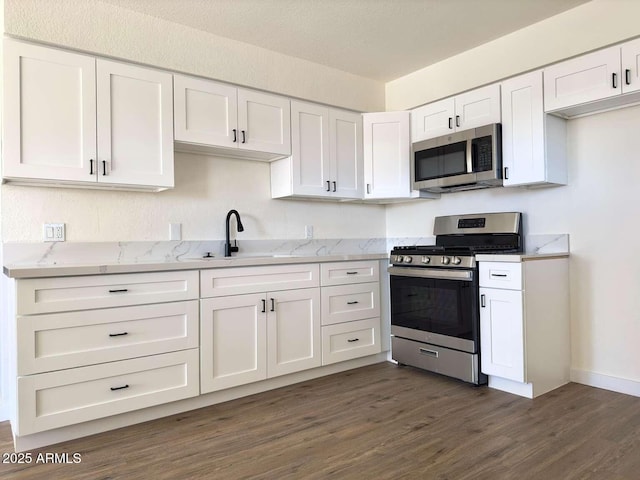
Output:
388 212 523 385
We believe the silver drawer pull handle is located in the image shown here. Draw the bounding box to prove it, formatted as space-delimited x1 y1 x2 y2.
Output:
490 273 508 277
108 288 129 293
347 338 360 343
110 384 129 391
419 348 438 358
346 271 358 275
109 332 128 337
347 301 359 305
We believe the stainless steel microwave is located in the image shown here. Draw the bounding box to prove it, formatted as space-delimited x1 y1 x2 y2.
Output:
412 123 502 193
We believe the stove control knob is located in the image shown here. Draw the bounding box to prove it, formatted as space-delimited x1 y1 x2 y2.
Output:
441 256 451 265
421 256 431 264
451 256 462 265
403 256 413 263
395 255 404 263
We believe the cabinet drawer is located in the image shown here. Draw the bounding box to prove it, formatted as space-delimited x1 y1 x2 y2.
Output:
17 349 199 436
17 301 199 375
17 271 199 315
322 318 381 365
201 264 319 297
479 262 522 290
320 261 379 286
321 282 380 325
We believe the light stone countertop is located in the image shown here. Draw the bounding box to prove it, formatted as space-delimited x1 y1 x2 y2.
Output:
475 252 570 263
3 253 390 279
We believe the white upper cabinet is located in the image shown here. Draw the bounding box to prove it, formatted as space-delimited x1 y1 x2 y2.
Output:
544 47 621 113
173 75 238 148
2 39 174 191
621 37 640 94
501 71 567 187
543 38 640 117
3 40 97 183
330 109 363 199
271 101 362 200
362 111 436 201
411 84 500 142
174 74 290 160
96 60 174 188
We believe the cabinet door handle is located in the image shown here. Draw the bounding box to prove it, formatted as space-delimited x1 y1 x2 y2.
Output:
504 166 509 180
102 160 107 176
491 273 508 277
232 129 237 143
455 115 460 127
448 117 453 129
625 69 632 85
481 294 486 307
612 72 618 89
332 181 337 192
261 299 266 313
110 384 129 391
89 159 94 175
366 183 371 195
241 130 246 144
347 301 359 305
326 181 331 192
346 271 358 275
270 298 275 312
109 332 128 337
347 338 360 343
108 288 129 293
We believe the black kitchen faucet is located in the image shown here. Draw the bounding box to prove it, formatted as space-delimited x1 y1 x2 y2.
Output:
224 209 244 257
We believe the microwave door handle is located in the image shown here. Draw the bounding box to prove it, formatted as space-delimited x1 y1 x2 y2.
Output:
466 139 473 173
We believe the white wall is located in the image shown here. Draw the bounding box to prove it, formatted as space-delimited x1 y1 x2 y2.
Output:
386 0 640 111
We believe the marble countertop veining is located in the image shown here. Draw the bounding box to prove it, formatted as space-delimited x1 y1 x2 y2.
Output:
3 253 390 279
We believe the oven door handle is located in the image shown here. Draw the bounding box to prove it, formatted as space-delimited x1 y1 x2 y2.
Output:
388 266 474 281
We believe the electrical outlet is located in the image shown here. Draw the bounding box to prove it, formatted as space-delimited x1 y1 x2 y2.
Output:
43 223 65 242
305 225 314 239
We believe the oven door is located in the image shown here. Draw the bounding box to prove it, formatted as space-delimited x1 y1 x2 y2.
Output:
388 267 479 354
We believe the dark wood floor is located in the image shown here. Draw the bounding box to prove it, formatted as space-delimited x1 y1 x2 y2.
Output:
1 362 639 479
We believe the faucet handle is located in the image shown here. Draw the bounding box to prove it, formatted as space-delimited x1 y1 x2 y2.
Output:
230 240 239 253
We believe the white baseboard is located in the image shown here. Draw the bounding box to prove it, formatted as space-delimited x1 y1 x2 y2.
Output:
570 368 640 398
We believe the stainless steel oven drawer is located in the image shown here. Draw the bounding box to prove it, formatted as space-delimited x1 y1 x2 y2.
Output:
392 336 482 384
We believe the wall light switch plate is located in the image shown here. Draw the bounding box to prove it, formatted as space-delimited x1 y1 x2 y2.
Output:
43 223 65 242
170 223 182 241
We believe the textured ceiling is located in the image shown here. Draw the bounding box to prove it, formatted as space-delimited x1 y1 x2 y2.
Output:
99 0 590 81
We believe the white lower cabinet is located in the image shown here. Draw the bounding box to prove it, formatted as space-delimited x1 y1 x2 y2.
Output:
320 261 382 365
200 264 322 393
12 270 201 438
478 257 570 398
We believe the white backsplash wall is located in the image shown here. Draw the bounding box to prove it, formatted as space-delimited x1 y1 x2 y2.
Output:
386 104 640 392
1 153 386 243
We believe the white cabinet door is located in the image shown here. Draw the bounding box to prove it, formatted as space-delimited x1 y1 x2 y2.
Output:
479 287 525 382
321 282 380 326
200 294 267 393
455 84 501 131
411 97 455 142
267 288 321 378
544 47 621 112
2 39 97 183
238 89 291 156
501 71 545 187
173 75 238 148
96 59 174 188
330 109 363 199
621 38 640 94
290 101 331 196
363 111 412 199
